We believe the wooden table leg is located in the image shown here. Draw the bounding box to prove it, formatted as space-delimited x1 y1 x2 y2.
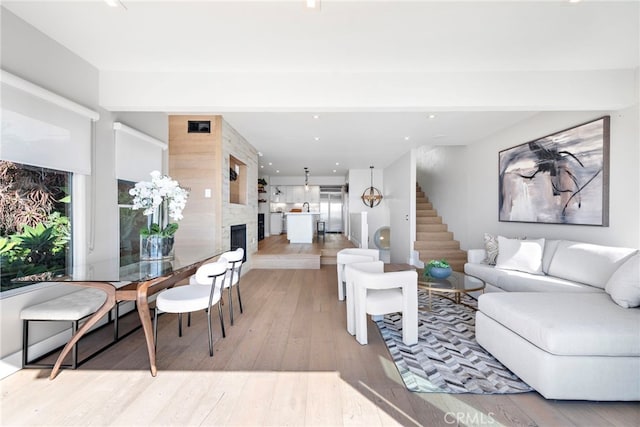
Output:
50 283 116 380
136 290 157 377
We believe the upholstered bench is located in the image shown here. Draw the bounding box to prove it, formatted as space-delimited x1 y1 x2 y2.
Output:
20 287 110 369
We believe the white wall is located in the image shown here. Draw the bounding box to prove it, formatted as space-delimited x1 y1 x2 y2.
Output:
0 11 170 375
348 169 388 249
384 150 416 264
418 107 640 251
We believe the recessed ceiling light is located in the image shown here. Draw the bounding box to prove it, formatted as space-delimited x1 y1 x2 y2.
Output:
333 169 337 173
313 115 320 119
276 170 280 173
260 165 264 168
335 162 339 166
258 152 263 157
568 0 581 3
268 162 273 166
404 136 410 141
428 114 436 119
314 137 320 141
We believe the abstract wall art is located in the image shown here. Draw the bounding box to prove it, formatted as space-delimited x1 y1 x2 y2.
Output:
499 116 610 226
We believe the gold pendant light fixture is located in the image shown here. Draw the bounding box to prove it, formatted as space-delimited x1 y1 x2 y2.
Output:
361 166 383 208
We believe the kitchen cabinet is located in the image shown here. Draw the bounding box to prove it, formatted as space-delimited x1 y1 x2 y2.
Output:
286 213 319 243
308 186 320 204
287 186 305 203
280 185 320 204
271 186 285 203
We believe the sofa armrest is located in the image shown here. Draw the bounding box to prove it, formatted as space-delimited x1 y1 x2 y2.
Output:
467 249 487 264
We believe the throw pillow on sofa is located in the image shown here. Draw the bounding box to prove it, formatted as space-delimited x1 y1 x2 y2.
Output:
605 253 640 308
483 233 499 265
495 236 545 275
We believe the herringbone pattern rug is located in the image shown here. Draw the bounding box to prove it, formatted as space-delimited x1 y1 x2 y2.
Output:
376 292 533 394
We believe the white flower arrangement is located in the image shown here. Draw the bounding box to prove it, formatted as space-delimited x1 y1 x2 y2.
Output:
129 171 189 236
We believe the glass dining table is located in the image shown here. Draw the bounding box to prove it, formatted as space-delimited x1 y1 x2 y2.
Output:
39 247 222 379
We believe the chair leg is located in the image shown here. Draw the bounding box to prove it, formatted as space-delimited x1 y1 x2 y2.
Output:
346 282 356 336
188 312 191 328
236 283 243 314
355 303 368 345
178 313 183 337
218 302 226 338
206 309 213 357
153 308 159 352
228 287 234 325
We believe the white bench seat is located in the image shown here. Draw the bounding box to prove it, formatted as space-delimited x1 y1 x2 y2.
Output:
21 287 111 370
20 288 107 321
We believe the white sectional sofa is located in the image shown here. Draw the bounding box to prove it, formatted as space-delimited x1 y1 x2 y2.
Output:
464 237 640 401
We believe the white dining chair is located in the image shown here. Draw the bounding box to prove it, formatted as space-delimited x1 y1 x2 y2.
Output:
336 248 380 301
220 248 244 325
346 261 418 346
154 257 227 357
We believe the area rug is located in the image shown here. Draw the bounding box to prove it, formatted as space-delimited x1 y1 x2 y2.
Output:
375 292 533 394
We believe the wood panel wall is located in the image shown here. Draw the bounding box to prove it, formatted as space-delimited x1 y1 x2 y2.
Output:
169 115 223 254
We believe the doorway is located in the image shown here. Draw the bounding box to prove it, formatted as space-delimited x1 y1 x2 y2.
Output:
320 188 343 233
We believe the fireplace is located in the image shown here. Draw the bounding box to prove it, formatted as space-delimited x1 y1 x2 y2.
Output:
230 224 247 262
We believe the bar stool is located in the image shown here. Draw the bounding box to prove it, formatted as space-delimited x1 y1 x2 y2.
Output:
316 220 326 240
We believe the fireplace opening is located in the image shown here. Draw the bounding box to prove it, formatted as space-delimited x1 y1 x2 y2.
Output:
230 224 247 262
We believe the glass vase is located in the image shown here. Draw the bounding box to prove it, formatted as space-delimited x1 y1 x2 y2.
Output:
140 235 175 260
140 202 175 260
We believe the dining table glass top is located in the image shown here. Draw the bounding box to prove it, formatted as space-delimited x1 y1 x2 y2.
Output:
10 246 222 285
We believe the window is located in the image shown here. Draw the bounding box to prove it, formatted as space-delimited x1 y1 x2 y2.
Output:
0 161 72 292
118 180 148 266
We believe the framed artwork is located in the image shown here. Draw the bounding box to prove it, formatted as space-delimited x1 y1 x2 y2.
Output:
499 116 610 226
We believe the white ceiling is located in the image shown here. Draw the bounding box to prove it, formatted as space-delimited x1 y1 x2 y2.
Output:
4 0 639 177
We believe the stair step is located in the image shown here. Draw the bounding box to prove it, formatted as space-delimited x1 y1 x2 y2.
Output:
416 210 438 217
416 216 442 224
417 224 448 232
416 191 426 199
416 202 433 210
416 231 454 241
414 240 461 250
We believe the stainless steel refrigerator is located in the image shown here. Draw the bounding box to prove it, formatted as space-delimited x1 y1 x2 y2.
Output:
320 191 343 233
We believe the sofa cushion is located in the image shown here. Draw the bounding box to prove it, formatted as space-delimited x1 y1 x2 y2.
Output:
478 292 640 357
605 253 640 308
541 239 561 274
495 236 545 275
547 241 638 289
495 270 603 293
464 262 509 289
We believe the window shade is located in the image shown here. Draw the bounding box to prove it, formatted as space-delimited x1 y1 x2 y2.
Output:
114 122 166 183
0 81 96 175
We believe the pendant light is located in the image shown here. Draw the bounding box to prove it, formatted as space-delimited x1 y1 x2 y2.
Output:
361 166 383 208
304 167 310 191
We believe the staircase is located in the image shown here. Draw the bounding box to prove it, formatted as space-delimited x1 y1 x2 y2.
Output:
415 186 467 272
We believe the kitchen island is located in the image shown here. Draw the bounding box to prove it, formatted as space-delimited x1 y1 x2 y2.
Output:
286 212 320 243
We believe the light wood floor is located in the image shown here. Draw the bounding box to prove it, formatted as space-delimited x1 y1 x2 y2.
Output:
1 265 638 426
